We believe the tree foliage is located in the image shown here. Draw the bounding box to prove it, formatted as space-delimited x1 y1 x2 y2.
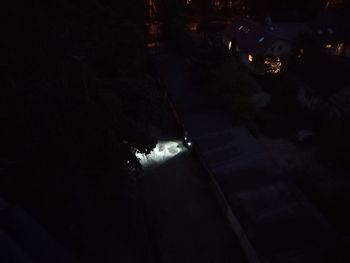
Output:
0 0 165 203
194 53 259 123
159 0 194 52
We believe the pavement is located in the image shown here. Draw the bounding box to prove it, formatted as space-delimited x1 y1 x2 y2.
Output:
138 150 246 263
147 43 336 263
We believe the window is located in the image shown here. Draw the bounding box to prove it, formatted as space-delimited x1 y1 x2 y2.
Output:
248 54 253 62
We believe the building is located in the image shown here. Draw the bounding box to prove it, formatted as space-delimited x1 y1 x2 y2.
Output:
222 12 350 75
303 12 350 58
222 18 309 74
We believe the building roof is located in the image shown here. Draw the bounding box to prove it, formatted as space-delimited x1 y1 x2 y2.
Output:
222 14 350 55
307 12 350 46
222 18 279 56
268 22 313 44
222 18 313 56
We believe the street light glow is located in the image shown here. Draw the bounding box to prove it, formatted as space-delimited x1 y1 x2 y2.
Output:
136 140 187 168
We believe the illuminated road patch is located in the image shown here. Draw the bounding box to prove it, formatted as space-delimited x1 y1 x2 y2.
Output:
136 140 187 168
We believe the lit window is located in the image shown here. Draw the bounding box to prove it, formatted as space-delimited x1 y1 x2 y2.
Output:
336 43 344 55
248 54 253 62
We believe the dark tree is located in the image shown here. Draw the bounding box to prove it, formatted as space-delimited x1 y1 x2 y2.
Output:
0 1 166 259
246 0 326 21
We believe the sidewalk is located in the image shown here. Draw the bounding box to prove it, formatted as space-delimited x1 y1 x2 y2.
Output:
139 151 246 263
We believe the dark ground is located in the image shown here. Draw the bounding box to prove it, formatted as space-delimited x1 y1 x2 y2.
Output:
139 152 246 263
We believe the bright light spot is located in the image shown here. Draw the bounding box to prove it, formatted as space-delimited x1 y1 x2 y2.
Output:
228 41 232 50
264 57 282 74
326 44 332 48
187 142 192 147
184 136 188 141
238 25 243 31
135 140 187 168
248 54 253 62
258 37 265 43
